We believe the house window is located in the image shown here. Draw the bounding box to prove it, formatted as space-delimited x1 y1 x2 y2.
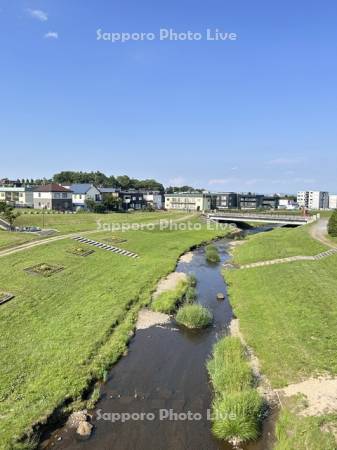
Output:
62 193 67 199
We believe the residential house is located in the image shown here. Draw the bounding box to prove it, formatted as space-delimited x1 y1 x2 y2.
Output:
278 199 299 210
33 184 73 211
66 184 101 210
165 193 212 212
141 190 164 209
99 188 146 211
0 186 34 208
262 196 280 209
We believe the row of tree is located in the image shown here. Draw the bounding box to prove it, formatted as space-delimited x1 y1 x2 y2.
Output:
3 173 204 193
52 171 165 192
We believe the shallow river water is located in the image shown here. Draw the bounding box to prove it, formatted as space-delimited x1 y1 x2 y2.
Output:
43 237 276 450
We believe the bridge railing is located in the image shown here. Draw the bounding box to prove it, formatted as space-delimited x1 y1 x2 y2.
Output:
208 212 316 222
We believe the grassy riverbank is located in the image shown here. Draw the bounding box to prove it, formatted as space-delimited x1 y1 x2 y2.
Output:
233 225 327 265
0 216 228 449
226 224 337 448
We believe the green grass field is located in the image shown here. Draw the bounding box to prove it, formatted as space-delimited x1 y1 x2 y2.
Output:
0 216 227 449
0 211 190 250
0 230 40 250
226 224 337 448
233 225 327 265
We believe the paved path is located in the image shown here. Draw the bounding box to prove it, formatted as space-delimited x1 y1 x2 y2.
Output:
308 218 337 249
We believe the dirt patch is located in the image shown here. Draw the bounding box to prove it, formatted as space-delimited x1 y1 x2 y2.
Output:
229 319 277 404
152 272 187 299
136 309 170 330
277 377 337 416
179 252 193 263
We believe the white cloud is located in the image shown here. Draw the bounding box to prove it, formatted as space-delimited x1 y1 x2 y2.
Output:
44 31 58 39
267 157 304 166
208 178 238 185
27 9 48 22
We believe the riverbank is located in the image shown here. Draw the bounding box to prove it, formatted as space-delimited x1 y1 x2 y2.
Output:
225 224 337 448
0 217 230 449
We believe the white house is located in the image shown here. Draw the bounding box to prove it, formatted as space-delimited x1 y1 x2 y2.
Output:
165 192 212 211
297 191 329 210
33 184 73 211
278 199 299 210
66 184 101 210
142 191 164 209
0 186 34 208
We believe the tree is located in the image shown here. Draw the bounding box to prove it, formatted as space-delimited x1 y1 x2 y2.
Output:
328 210 337 237
2 205 20 230
84 199 96 212
103 196 122 211
0 202 7 213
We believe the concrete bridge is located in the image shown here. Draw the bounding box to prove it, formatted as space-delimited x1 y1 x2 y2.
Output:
207 212 319 226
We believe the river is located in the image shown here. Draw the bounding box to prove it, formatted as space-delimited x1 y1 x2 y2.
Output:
42 235 276 450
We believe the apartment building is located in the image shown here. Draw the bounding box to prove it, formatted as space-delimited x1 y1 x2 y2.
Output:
99 188 146 210
214 192 238 210
165 193 212 211
329 194 337 210
0 186 34 207
238 193 264 210
297 191 329 210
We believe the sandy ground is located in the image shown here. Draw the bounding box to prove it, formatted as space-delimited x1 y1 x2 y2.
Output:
229 319 277 404
152 272 187 299
179 252 194 263
136 309 171 330
277 377 337 416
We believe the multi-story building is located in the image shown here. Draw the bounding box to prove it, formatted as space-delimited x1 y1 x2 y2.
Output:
214 192 238 210
329 194 337 210
0 186 34 207
33 184 73 211
238 193 264 210
165 193 212 212
297 191 329 210
66 184 101 210
262 196 280 210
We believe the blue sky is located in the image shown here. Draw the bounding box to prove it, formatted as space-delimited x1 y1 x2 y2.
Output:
0 0 336 193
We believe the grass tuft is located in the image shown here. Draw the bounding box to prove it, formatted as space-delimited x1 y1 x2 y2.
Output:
208 336 263 443
151 279 189 314
176 304 213 329
206 244 220 263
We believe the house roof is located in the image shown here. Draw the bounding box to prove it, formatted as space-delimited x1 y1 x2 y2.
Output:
99 187 117 193
35 184 72 193
69 184 95 194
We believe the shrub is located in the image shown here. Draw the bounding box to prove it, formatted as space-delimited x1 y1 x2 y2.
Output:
211 390 263 442
328 210 337 237
206 244 220 263
176 304 213 329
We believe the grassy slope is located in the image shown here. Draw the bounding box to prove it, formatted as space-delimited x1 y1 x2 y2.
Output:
226 225 337 448
0 211 187 249
0 230 39 250
233 226 327 265
0 221 226 448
